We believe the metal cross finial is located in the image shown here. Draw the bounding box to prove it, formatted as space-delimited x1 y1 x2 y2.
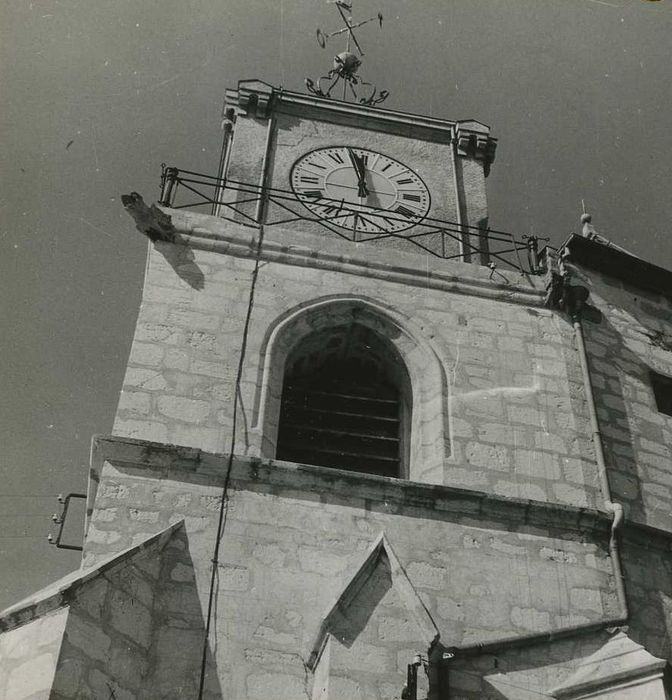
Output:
305 0 389 106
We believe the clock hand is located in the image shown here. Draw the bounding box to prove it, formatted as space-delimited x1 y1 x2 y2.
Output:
346 148 369 198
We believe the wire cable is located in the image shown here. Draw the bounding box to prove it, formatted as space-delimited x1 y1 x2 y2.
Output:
196 222 266 699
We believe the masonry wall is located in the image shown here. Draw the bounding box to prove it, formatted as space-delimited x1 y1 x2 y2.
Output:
52 566 156 699
103 205 672 696
575 262 672 533
36 525 222 700
83 442 619 699
113 210 602 509
454 157 489 263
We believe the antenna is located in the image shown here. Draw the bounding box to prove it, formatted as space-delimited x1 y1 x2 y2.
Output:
305 0 388 106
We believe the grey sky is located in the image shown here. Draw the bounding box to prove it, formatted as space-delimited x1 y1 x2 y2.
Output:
1 0 671 610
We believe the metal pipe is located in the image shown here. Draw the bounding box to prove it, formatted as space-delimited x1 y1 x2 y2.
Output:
445 616 625 659
572 310 628 616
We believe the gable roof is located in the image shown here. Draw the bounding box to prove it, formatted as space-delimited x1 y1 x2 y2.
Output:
550 631 667 698
0 520 184 633
564 233 672 298
307 531 439 669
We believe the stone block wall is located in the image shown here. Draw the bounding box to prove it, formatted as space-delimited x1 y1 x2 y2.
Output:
113 210 602 509
83 437 623 699
576 262 672 531
620 528 672 662
9 522 222 700
454 156 489 264
53 568 155 699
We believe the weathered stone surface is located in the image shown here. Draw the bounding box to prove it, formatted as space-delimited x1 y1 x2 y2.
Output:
247 673 308 700
66 613 112 661
157 396 210 423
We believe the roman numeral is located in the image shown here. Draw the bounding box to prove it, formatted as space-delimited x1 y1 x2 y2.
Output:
381 163 392 172
328 151 344 164
318 204 342 217
395 178 414 185
299 175 319 184
307 162 326 170
395 205 416 219
358 215 379 232
300 189 323 198
401 193 422 202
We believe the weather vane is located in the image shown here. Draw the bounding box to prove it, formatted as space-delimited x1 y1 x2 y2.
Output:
305 0 389 107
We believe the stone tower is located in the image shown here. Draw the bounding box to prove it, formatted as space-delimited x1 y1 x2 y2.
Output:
3 80 672 700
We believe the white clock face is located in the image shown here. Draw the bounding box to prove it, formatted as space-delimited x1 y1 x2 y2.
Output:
290 146 431 233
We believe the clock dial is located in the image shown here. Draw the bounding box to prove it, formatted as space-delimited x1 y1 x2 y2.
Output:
290 146 431 233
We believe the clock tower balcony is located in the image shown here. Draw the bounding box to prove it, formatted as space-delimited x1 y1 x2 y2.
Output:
157 80 543 276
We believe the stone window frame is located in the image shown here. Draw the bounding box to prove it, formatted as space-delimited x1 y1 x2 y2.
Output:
251 295 451 482
650 370 672 417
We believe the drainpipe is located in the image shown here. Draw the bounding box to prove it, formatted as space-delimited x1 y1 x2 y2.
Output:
566 262 628 618
442 250 628 675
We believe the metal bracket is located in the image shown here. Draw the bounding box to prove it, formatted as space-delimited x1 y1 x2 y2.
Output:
47 492 86 551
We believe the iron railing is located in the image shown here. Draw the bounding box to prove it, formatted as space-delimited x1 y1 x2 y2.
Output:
159 165 546 275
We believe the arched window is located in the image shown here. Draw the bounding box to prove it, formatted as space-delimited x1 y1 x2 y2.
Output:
275 323 411 478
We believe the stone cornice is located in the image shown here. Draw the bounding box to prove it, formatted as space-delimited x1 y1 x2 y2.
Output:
454 121 498 175
226 79 458 134
91 435 613 538
91 435 672 547
161 207 547 307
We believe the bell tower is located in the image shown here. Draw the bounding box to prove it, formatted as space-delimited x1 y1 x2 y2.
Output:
4 4 672 700
113 73 507 480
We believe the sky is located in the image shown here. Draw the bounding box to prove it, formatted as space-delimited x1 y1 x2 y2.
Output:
1 0 671 611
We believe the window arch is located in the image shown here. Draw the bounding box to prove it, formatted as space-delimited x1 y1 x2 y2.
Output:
276 323 411 478
252 296 451 483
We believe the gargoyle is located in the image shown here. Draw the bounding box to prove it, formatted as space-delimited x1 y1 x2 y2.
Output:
121 192 176 243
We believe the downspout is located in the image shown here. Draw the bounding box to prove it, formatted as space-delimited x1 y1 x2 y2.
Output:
565 254 628 618
442 250 628 679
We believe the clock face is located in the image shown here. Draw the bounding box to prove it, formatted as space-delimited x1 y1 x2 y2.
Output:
290 146 431 233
